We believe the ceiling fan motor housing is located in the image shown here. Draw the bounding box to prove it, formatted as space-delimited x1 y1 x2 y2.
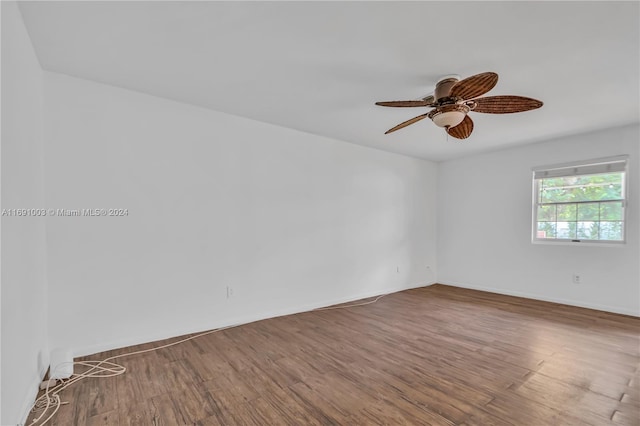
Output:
434 77 460 100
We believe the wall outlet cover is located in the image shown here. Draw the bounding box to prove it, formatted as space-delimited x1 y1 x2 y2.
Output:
50 348 74 379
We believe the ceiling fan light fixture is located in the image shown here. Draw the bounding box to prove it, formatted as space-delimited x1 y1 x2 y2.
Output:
429 104 469 128
432 110 465 128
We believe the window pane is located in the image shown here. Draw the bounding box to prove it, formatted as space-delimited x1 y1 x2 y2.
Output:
600 222 623 241
574 173 623 201
539 177 572 203
557 204 576 221
537 222 556 239
600 201 623 221
556 222 576 239
577 203 599 221
539 172 623 203
537 205 556 221
577 222 598 240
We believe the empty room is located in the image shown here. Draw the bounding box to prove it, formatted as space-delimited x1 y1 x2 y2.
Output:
2 1 639 425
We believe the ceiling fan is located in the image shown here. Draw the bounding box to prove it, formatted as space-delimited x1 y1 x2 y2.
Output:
375 72 543 139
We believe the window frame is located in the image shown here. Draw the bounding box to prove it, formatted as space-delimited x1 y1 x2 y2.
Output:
531 155 629 245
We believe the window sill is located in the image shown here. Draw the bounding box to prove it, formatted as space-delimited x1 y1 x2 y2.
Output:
531 239 626 247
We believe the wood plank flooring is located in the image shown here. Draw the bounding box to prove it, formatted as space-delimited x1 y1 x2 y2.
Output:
30 284 640 425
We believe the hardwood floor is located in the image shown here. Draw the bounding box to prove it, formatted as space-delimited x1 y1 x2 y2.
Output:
30 284 639 425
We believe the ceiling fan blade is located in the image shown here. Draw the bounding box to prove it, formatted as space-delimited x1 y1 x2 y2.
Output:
446 115 474 139
376 100 433 108
450 72 498 100
472 96 543 113
384 113 429 134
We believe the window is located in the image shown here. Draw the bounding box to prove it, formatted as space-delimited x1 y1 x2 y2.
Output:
532 156 628 244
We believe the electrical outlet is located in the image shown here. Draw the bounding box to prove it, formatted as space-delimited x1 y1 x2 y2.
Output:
396 266 400 273
572 274 581 284
226 285 234 298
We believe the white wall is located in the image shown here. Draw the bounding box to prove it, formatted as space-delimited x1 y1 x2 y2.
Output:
437 124 640 316
1 2 48 425
43 72 438 356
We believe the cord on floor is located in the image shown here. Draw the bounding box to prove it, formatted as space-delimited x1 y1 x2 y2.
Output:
27 292 389 425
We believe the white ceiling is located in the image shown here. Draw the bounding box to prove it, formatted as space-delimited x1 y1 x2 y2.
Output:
18 1 639 161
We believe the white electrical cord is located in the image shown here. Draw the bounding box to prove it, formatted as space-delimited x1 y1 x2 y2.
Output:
26 292 388 425
312 293 388 311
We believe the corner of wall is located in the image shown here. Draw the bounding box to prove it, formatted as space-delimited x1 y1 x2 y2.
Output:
1 1 50 424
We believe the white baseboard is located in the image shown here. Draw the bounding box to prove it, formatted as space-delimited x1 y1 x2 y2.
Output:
438 280 640 317
72 280 435 358
17 365 49 426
